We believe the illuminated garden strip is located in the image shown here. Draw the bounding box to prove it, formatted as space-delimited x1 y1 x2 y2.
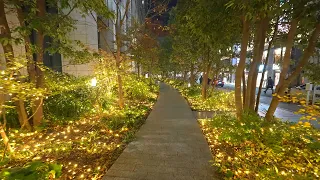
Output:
168 80 320 179
0 77 159 179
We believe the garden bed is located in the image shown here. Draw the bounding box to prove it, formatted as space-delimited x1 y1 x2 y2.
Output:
168 79 320 179
0 102 157 179
0 75 159 179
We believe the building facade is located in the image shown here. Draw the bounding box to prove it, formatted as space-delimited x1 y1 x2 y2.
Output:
0 0 144 76
226 46 318 88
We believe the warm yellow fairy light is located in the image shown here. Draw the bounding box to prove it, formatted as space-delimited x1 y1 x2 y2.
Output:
33 156 41 160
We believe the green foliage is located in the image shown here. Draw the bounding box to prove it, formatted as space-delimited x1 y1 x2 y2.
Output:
0 77 159 179
201 113 320 179
170 0 241 79
102 105 149 131
0 161 62 180
123 75 159 101
202 90 235 112
168 79 235 112
158 36 176 74
44 87 94 124
0 57 45 102
42 72 95 124
169 78 320 179
129 24 160 74
304 63 320 84
102 76 158 131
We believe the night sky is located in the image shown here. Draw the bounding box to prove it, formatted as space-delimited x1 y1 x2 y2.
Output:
157 0 177 25
168 0 177 8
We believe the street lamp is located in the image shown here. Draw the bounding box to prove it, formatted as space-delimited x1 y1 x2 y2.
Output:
91 77 97 87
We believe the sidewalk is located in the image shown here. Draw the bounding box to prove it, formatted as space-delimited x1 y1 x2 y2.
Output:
221 83 319 128
103 83 220 180
258 103 320 129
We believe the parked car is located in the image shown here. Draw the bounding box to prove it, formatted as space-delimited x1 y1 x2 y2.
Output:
217 80 225 87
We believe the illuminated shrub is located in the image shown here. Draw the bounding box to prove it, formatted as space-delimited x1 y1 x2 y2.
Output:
123 75 159 101
0 161 62 179
201 113 320 179
44 87 94 124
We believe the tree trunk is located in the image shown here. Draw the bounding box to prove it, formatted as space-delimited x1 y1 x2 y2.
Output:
265 19 298 121
15 100 31 130
1 1 32 129
266 22 320 121
242 70 246 106
32 0 46 126
275 19 298 93
115 18 124 108
245 28 260 110
245 18 268 111
116 45 124 108
137 62 140 77
201 67 209 99
15 4 35 129
202 47 212 100
0 0 14 62
280 46 283 62
0 123 12 153
190 63 195 86
16 6 36 83
235 17 250 119
250 19 268 110
0 94 11 153
255 17 279 112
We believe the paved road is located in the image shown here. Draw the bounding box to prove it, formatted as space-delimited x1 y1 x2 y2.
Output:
222 83 320 128
223 83 301 112
103 83 220 180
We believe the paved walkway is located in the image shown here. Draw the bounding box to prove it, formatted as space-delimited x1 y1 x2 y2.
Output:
103 83 219 180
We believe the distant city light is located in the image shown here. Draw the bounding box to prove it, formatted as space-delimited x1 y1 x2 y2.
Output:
259 65 264 72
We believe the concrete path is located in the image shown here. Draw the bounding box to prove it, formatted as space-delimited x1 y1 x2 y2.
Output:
258 103 320 129
103 83 219 180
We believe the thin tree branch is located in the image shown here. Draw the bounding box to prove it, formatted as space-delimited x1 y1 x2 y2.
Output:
120 0 131 26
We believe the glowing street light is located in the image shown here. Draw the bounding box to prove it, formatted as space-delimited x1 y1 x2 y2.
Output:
91 77 97 87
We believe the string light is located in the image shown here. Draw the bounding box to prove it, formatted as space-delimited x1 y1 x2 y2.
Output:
1 82 158 179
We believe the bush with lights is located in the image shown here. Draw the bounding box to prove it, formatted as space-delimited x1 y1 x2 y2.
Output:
167 79 235 112
200 113 320 179
167 79 320 179
0 67 159 179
